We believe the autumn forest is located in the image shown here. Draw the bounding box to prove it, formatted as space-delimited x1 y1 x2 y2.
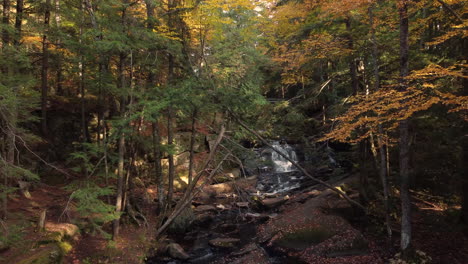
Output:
0 0 467 263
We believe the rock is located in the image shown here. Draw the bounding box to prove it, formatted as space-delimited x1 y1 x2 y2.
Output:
0 240 9 252
229 245 270 264
194 205 217 212
44 222 79 240
261 196 289 209
167 243 190 260
16 244 62 264
193 213 214 226
245 212 261 218
169 206 195 233
225 168 241 179
209 237 240 248
235 202 249 208
216 204 225 210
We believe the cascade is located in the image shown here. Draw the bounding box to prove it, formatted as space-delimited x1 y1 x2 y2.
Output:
271 141 298 173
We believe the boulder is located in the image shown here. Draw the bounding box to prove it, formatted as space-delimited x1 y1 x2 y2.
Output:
209 238 240 248
194 205 217 213
235 202 249 208
167 243 190 260
261 195 289 209
16 244 62 264
169 206 194 233
44 222 79 240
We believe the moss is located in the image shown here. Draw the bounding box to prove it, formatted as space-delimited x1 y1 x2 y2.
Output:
58 241 73 254
39 232 63 244
276 228 335 250
16 244 62 264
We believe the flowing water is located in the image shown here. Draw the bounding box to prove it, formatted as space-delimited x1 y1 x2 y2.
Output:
147 141 308 263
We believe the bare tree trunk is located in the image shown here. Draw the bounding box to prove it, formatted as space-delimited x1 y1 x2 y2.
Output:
155 124 226 238
188 108 197 186
54 0 63 95
166 107 175 208
345 16 359 96
113 52 127 240
398 0 412 255
41 0 51 136
369 3 392 239
152 122 164 211
165 0 176 209
460 38 468 224
2 0 10 47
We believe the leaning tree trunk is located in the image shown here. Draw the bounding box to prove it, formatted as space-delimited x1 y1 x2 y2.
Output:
398 0 412 255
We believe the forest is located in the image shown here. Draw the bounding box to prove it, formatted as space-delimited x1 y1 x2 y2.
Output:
0 0 467 263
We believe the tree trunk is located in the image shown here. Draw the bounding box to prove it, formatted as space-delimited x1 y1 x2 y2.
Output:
13 0 23 46
41 0 51 136
398 0 412 254
188 108 197 186
166 107 175 208
460 38 468 224
345 16 359 96
113 53 127 240
2 0 10 46
369 3 392 239
54 0 63 95
152 121 164 211
165 0 176 209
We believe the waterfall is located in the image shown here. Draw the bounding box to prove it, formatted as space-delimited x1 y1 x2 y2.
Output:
271 141 298 173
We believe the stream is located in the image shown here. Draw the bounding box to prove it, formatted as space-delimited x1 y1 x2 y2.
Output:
146 142 311 264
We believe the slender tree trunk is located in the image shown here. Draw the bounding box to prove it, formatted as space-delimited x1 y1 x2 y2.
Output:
166 107 175 208
2 0 10 47
1 0 11 220
113 52 127 240
345 16 359 96
13 0 23 46
188 108 197 186
398 0 412 255
165 0 176 209
41 0 51 135
369 3 392 239
460 38 468 224
152 121 164 211
54 0 63 95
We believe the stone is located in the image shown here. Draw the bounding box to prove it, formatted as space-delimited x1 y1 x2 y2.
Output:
261 196 289 209
16 244 62 264
193 213 213 226
167 243 190 260
245 212 261 218
44 222 79 240
235 202 249 208
169 206 195 233
194 205 217 212
209 238 240 248
225 168 241 179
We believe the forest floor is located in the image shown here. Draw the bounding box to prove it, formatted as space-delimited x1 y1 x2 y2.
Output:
1 177 467 263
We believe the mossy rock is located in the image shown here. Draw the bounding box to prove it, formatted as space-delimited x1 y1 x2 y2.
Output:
40 232 63 244
168 206 194 234
16 244 63 264
275 227 335 250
